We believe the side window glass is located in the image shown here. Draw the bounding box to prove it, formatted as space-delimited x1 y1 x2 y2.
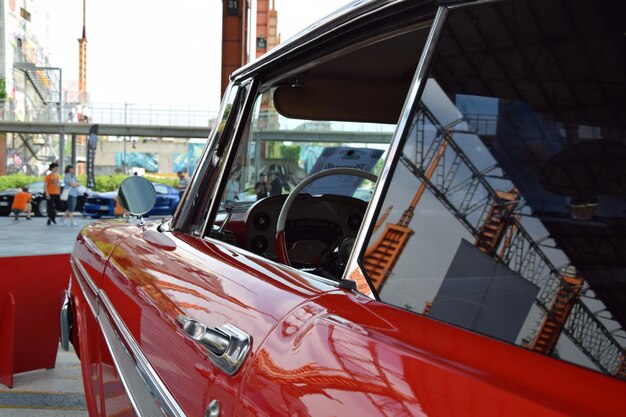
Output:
209 86 397 279
361 0 626 379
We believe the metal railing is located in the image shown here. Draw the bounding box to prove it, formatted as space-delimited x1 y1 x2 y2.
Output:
0 100 218 128
86 103 217 127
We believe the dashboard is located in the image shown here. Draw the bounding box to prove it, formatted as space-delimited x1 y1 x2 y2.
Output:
244 194 367 266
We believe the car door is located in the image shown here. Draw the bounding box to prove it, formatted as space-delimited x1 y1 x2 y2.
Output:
100 226 340 416
94 80 336 416
238 1 626 411
93 83 247 417
337 1 626 414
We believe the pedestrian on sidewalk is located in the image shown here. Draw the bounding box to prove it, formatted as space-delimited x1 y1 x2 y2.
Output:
255 173 268 201
269 171 283 196
63 164 80 226
45 162 60 225
177 171 190 198
11 186 32 220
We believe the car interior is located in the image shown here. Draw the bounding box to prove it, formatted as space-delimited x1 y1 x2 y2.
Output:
207 20 434 280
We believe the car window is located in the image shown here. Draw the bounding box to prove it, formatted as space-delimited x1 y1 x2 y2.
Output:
153 184 169 195
359 0 626 379
28 181 44 193
208 21 434 280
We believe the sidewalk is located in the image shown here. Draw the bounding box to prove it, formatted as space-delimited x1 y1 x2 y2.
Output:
0 214 94 257
0 213 94 416
0 346 88 417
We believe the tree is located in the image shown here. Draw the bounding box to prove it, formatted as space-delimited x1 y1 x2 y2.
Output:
0 77 7 102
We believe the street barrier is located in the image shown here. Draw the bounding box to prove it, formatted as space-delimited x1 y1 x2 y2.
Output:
0 254 70 388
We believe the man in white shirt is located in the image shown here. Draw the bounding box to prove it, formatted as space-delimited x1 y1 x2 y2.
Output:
177 171 190 198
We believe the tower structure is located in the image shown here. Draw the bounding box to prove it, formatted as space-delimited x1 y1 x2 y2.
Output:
255 0 279 59
221 0 249 97
221 0 280 97
78 0 87 103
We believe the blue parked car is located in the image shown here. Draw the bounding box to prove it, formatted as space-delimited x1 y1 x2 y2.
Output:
82 183 180 218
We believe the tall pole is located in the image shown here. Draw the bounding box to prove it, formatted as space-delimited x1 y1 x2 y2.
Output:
75 0 88 174
58 69 64 169
71 134 77 166
78 0 87 100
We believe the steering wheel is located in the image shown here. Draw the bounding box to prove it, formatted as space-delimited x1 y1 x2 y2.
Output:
275 167 378 267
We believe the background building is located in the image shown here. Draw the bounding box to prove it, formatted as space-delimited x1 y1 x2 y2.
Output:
0 0 65 175
0 0 281 178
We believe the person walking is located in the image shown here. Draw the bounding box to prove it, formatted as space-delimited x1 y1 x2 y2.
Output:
254 173 268 201
11 186 32 220
44 162 60 225
269 171 283 196
177 171 190 198
63 164 80 226
225 171 240 205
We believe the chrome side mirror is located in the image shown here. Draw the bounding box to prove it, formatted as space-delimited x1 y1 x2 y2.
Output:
118 176 156 226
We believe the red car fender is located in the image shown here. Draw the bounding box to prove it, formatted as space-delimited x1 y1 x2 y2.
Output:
238 291 625 417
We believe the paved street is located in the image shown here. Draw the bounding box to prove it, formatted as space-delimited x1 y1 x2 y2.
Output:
0 213 96 416
0 214 95 258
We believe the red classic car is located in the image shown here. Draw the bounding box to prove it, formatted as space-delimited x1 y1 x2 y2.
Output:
62 0 626 415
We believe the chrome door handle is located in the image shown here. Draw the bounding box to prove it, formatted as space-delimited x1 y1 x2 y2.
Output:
176 316 251 375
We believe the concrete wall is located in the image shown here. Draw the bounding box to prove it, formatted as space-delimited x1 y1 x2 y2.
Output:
94 137 190 174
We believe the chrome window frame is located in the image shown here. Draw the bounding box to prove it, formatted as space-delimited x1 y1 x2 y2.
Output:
199 78 260 239
172 82 247 235
343 5 451 298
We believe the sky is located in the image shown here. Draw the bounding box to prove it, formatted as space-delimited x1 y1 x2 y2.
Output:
49 0 352 112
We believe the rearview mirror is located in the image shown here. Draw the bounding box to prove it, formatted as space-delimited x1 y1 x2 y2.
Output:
118 176 157 216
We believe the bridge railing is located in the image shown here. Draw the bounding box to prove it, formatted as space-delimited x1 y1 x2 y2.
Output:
1 101 398 135
85 103 217 127
0 100 219 128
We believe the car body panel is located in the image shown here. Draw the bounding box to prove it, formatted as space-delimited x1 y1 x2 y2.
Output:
82 191 117 218
71 220 626 417
90 222 337 416
69 269 104 417
0 188 20 214
239 293 624 416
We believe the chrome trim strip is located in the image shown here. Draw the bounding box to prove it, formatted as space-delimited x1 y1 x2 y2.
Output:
70 256 99 296
59 291 71 351
445 0 508 11
70 257 98 318
99 292 187 417
199 79 258 239
98 306 167 417
343 6 451 297
70 255 186 416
